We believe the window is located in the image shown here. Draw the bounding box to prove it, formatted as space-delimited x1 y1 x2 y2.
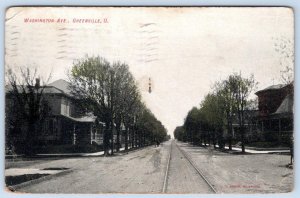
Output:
61 98 70 116
92 125 96 139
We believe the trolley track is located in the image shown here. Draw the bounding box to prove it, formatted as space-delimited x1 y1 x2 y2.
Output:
162 140 172 193
162 140 217 193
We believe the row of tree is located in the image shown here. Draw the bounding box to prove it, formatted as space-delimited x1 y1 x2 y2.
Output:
174 73 257 153
69 56 168 155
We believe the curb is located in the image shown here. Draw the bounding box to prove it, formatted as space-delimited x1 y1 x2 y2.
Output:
7 169 73 191
5 146 152 159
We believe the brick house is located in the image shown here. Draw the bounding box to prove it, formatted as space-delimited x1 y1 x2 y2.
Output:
255 83 293 143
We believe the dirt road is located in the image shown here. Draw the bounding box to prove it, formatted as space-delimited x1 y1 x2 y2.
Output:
177 141 294 193
6 140 293 193
11 144 169 193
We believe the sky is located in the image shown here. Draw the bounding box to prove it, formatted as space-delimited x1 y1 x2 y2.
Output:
5 7 294 136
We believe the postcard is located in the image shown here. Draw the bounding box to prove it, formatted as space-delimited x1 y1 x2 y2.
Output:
4 7 294 193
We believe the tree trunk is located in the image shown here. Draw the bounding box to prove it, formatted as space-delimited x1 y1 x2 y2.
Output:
139 130 143 147
238 107 245 153
130 127 134 148
110 121 114 155
228 119 232 150
116 123 121 152
226 112 232 151
213 129 217 148
142 131 146 146
241 126 245 153
125 126 129 151
103 123 110 156
134 128 138 148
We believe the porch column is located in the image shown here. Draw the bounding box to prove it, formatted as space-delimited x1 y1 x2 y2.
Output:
90 123 93 145
73 124 76 145
278 119 282 143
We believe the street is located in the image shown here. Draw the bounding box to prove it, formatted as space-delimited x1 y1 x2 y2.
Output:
5 140 293 194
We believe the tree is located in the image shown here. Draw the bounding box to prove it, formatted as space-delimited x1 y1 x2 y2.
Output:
165 134 171 141
136 107 167 146
69 55 167 155
215 77 237 150
183 107 201 145
200 92 226 148
231 73 257 153
181 72 257 153
274 37 294 84
69 56 114 155
5 67 51 155
174 126 187 142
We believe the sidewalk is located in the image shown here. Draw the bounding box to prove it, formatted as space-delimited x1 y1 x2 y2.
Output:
224 146 290 154
6 147 130 159
203 144 290 154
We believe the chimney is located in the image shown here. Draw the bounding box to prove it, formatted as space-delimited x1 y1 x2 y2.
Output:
35 78 40 88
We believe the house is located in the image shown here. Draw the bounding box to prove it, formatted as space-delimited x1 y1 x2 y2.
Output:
231 109 259 142
5 79 105 150
255 83 293 143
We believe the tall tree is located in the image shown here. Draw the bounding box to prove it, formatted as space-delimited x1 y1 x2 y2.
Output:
120 82 142 150
6 67 51 155
69 56 113 155
215 77 237 150
183 107 202 145
232 73 257 153
136 107 167 146
200 92 225 148
174 126 187 142
69 56 152 154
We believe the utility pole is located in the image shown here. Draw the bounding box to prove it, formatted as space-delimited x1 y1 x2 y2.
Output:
148 77 152 93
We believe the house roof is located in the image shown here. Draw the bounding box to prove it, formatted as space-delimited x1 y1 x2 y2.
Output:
5 84 64 95
274 94 294 114
48 79 72 95
5 79 73 97
255 84 285 95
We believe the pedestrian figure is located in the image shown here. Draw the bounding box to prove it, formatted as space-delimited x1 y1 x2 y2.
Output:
290 136 294 165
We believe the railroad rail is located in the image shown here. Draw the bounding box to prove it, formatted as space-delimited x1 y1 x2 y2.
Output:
162 140 172 193
162 140 217 193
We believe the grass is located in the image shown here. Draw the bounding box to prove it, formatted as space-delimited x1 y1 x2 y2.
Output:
6 174 50 186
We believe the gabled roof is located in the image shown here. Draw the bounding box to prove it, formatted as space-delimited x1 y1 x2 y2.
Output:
255 84 285 95
48 79 72 95
255 82 294 95
274 94 294 114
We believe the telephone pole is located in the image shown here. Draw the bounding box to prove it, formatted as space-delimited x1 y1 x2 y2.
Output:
148 78 152 93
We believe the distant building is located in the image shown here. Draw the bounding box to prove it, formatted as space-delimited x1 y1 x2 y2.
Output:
255 83 293 143
5 79 105 149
